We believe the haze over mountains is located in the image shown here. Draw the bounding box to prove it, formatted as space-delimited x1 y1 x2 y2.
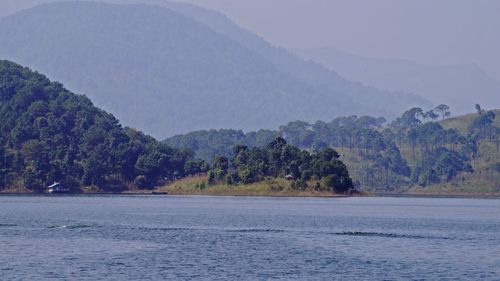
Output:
0 1 429 138
294 47 500 114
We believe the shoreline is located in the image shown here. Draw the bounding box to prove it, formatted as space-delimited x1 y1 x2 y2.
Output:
0 190 350 198
1 190 499 199
371 192 500 199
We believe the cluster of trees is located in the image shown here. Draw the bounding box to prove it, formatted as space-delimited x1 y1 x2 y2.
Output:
165 116 411 190
167 104 499 191
279 118 412 190
469 105 498 142
208 137 354 193
0 60 206 191
390 104 451 129
164 129 278 164
390 111 474 186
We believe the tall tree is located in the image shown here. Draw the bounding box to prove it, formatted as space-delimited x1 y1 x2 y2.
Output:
434 104 451 120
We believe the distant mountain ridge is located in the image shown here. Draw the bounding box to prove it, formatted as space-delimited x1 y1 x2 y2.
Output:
294 46 500 114
156 1 430 118
0 2 430 138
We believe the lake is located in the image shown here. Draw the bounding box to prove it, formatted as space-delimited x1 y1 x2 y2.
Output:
1 195 499 280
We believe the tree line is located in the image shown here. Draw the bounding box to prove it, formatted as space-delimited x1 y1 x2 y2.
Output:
208 137 353 193
166 104 499 191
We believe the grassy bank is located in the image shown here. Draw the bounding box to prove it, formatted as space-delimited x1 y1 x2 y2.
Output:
440 109 500 133
0 187 36 194
158 176 348 197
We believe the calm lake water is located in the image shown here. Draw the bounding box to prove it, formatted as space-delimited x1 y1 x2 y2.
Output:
1 195 499 280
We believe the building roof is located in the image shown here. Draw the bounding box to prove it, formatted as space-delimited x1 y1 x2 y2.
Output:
48 182 61 188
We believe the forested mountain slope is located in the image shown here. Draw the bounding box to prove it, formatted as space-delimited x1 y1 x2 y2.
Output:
0 2 430 138
0 60 204 192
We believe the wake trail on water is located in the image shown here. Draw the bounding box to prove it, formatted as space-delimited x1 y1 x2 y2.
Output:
41 223 452 241
333 231 451 240
47 224 97 230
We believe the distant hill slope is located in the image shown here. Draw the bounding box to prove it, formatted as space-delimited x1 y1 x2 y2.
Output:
294 47 500 115
0 2 430 138
417 109 500 194
441 109 500 133
166 108 500 194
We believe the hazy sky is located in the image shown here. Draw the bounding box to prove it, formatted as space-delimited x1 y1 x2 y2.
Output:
2 0 500 80
175 0 500 80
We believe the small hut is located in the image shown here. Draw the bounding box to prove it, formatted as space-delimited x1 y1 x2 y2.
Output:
47 182 70 193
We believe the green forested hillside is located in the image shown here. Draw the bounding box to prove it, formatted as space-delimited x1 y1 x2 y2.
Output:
166 106 500 193
164 129 279 162
0 60 205 192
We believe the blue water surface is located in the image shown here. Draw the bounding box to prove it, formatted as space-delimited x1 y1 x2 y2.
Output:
0 195 499 280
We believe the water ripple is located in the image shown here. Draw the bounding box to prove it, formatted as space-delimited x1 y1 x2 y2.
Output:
333 231 450 240
48 224 97 230
226 228 285 233
0 223 17 227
